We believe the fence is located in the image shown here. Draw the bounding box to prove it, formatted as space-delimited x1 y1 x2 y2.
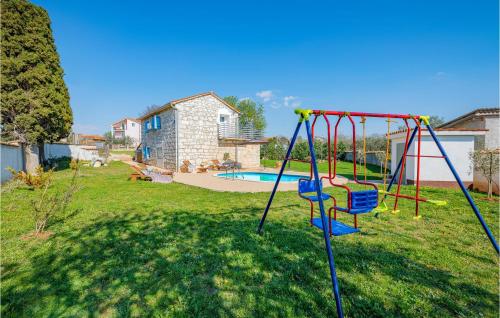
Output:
218 122 263 141
344 151 389 167
1 143 99 183
1 143 23 183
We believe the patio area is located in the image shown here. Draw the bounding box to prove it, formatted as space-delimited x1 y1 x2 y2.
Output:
173 168 348 192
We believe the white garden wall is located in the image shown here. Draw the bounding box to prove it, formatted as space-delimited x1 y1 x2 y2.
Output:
1 143 23 183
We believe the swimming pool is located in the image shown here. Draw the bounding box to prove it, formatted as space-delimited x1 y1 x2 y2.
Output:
216 172 308 182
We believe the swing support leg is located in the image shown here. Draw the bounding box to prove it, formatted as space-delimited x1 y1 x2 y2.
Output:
305 119 345 318
426 125 499 254
382 126 419 201
257 120 302 234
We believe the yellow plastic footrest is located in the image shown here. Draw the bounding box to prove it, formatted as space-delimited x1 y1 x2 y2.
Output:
391 209 400 214
428 200 447 206
374 206 388 213
413 215 422 220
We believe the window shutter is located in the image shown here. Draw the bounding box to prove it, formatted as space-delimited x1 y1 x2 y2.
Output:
156 115 161 129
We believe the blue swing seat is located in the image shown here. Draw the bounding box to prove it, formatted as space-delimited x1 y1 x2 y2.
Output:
298 179 359 236
298 179 332 202
302 193 331 202
311 217 360 236
335 189 378 214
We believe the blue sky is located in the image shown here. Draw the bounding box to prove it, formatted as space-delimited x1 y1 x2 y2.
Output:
34 0 498 136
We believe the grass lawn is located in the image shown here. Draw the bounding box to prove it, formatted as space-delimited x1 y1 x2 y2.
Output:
110 149 135 157
261 159 384 180
2 162 498 317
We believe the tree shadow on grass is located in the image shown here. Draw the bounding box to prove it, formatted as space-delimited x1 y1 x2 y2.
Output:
2 207 497 317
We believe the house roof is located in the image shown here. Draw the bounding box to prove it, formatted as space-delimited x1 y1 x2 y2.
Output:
138 91 240 121
80 134 105 141
389 128 488 138
112 118 140 126
438 107 499 128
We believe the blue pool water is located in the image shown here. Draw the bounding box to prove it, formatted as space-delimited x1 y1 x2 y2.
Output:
216 172 307 182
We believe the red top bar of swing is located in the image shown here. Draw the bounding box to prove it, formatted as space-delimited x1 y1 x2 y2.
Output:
311 110 422 120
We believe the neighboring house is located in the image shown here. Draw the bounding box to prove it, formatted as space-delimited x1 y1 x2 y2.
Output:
77 134 106 148
111 118 141 147
390 128 487 188
438 107 500 194
138 91 264 171
438 108 499 150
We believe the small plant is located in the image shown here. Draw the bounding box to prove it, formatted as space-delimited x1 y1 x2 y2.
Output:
223 153 230 161
374 151 388 175
9 160 81 236
7 165 53 189
469 149 499 199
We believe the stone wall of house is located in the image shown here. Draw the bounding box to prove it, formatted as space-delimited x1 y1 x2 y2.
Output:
141 109 177 170
484 116 499 149
216 143 261 168
176 95 239 168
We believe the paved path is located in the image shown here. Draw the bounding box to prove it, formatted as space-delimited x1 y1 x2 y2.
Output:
173 168 348 193
117 158 348 193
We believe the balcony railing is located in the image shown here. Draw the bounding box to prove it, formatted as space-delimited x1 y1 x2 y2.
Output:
218 122 263 141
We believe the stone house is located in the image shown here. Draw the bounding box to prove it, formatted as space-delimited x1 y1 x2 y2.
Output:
438 107 499 194
138 92 264 171
438 108 499 149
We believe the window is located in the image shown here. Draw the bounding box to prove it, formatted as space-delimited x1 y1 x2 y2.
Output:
143 147 150 159
152 115 161 129
131 123 135 127
220 115 225 123
144 120 151 132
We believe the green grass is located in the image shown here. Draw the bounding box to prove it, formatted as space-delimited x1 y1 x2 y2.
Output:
2 162 498 317
261 159 384 180
110 149 135 157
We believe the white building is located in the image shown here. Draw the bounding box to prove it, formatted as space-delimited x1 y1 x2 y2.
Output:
111 118 141 147
391 129 487 188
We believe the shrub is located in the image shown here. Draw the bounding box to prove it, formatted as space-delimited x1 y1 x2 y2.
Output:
9 160 81 235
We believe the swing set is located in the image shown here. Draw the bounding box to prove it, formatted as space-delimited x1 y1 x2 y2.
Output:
257 108 499 318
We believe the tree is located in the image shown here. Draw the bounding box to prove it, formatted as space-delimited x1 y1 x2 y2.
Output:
139 104 162 117
337 141 347 160
469 149 499 199
429 115 445 127
397 115 446 130
224 96 266 133
260 136 288 160
223 96 238 108
123 136 134 148
104 131 114 145
291 139 310 161
1 0 72 166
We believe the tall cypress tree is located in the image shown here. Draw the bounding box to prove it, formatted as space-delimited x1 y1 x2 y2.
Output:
1 0 72 164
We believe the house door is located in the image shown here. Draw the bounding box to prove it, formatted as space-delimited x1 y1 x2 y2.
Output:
394 142 407 184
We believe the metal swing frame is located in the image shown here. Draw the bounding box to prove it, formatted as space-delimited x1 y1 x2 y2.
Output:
257 108 499 318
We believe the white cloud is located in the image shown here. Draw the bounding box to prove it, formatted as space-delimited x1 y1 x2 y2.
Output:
270 101 281 109
238 97 251 102
283 96 301 108
432 71 447 80
256 90 274 102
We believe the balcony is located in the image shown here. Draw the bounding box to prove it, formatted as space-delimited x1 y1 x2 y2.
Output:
218 122 263 141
